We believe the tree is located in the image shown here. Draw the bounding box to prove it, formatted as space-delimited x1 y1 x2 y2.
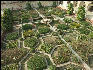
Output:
2 9 13 32
67 3 74 15
22 24 33 30
77 6 85 21
25 2 32 10
52 1 57 7
38 1 43 8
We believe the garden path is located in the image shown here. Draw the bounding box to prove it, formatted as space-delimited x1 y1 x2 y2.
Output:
53 14 92 70
24 8 92 70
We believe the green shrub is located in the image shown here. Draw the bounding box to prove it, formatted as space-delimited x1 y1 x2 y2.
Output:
49 65 56 70
80 21 90 26
53 45 71 64
38 1 43 8
22 14 30 23
35 32 40 38
41 43 53 53
22 17 29 23
27 55 47 70
22 24 33 30
63 18 73 23
79 35 88 40
77 6 85 21
23 30 34 38
78 27 90 35
25 2 32 10
52 1 57 7
13 16 19 21
70 22 80 29
24 37 37 48
59 10 66 18
38 27 50 34
6 32 19 40
87 26 93 31
88 32 93 39
6 41 18 49
31 14 39 18
67 3 74 15
57 24 69 30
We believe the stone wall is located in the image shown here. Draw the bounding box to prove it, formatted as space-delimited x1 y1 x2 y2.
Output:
1 1 54 10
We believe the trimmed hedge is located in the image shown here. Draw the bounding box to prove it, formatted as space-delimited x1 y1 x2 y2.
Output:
22 24 33 30
57 24 69 30
38 27 50 34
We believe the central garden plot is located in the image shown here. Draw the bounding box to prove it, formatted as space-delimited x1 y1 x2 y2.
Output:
52 45 71 65
43 36 62 46
37 35 63 54
27 54 47 70
2 2 93 70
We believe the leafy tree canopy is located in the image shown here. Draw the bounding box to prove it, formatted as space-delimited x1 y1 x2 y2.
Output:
2 9 13 32
25 2 32 10
77 6 85 21
67 3 74 15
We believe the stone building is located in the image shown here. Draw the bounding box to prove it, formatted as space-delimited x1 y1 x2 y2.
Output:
1 1 93 21
1 1 93 12
1 1 54 10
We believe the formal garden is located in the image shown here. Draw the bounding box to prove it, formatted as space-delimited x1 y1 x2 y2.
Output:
1 1 93 70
